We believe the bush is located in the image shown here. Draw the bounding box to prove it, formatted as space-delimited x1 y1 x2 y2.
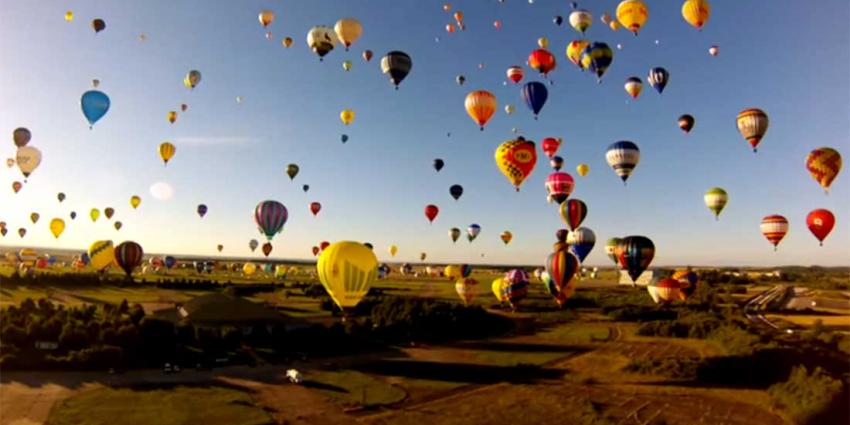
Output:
708 324 759 356
768 366 844 425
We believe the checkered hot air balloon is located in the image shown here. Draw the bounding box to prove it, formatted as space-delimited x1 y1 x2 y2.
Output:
806 147 842 193
254 200 288 241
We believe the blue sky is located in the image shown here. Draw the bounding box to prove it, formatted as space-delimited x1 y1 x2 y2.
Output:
1 0 847 266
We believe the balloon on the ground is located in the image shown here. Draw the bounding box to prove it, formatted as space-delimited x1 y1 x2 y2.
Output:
455 278 478 305
88 240 115 271
647 278 685 304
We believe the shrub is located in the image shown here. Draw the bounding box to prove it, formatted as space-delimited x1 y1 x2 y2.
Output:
768 366 844 425
708 324 759 356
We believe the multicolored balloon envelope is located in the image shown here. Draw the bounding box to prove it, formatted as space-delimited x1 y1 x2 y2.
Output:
617 236 655 283
495 136 537 191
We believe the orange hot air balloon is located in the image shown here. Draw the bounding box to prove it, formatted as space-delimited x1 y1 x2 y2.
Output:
12 181 22 193
446 23 456 33
262 242 273 257
464 91 497 130
806 147 842 193
495 136 537 191
167 111 177 124
528 49 556 76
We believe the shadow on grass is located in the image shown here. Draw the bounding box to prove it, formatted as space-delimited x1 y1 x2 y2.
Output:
301 380 349 393
351 360 564 384
435 340 588 354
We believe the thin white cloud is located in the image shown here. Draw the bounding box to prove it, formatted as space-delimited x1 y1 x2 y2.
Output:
172 137 257 147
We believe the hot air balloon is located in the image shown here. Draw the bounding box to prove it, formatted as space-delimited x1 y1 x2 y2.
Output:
197 204 208 218
545 250 579 305
624 77 643 99
678 114 695 133
545 172 575 204
433 158 445 172
285 164 300 181
317 242 377 309
448 184 464 201
548 156 563 171
17 228 26 238
70 211 76 220
449 227 461 243
6 158 14 168
167 111 178 124
388 245 398 257
493 20 502 29
455 278 478 305
88 240 114 271
262 242 273 257
90 208 100 222
506 66 524 84
310 202 321 216
560 199 587 230
129 195 141 209
708 45 719 56
65 11 73 22
807 209 835 246
580 42 613 82
320 241 331 252
647 67 669 94
496 136 537 191
30 212 39 224
576 163 589 176
567 227 596 263
465 90 497 130
605 237 623 266
114 241 143 277
91 18 106 33
606 141 640 184
537 37 549 49
503 269 529 309
467 224 481 242
647 278 684 305
541 137 561 159
258 10 275 28
704 187 728 220
311 246 320 256
184 70 202 89
553 15 564 26
736 108 768 152
215 244 224 253
157 142 176 165
16 146 42 179
80 90 110 128
681 0 711 30
566 40 590 69
569 9 592 34
504 104 515 115
248 239 259 252
528 49 556 76
521 82 548 118
113 221 122 231
672 269 699 298
340 109 355 125
49 218 65 238
616 0 648 35
13 128 31 148
242 262 257 276
104 208 115 220
254 201 288 240
806 147 842 193
424 204 439 223
362 50 373 62
492 278 508 302
302 184 310 193
617 236 654 284
455 75 466 85
381 51 412 89
500 231 513 245
306 26 336 60
334 18 363 51
12 181 22 194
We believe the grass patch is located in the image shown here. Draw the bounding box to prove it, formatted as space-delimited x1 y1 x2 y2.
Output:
305 369 407 407
46 386 272 425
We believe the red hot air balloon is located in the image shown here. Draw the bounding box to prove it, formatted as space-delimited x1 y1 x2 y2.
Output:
545 172 575 204
319 241 330 252
262 242 273 257
806 209 835 246
310 202 321 216
760 215 789 251
506 66 524 84
528 49 556 76
114 241 144 277
312 246 320 256
425 204 439 223
541 137 561 159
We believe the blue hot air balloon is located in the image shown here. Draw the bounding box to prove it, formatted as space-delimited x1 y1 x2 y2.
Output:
521 81 548 119
647 67 669 94
567 227 596 263
80 90 110 128
164 255 177 269
580 42 613 83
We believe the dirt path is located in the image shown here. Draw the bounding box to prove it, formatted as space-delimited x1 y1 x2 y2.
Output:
0 381 76 425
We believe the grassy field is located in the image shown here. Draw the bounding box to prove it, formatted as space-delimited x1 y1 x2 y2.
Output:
304 369 407 407
46 386 273 425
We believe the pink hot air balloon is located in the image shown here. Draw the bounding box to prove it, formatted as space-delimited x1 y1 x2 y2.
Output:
545 172 575 204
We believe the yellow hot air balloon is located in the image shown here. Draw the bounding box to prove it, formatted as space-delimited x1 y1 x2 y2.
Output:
30 212 40 224
495 136 537 191
167 111 177 124
88 240 115 271
388 245 398 257
130 195 141 209
334 18 362 51
258 10 275 28
491 278 507 302
616 0 648 35
576 163 589 176
342 60 353 71
317 241 377 310
609 20 621 31
444 265 462 280
681 0 710 30
243 262 257 276
49 218 65 238
159 142 176 165
465 90 497 130
65 11 74 22
537 37 549 49
90 208 100 222
806 147 842 193
504 104 515 114
282 37 293 48
340 109 355 125
566 40 590 68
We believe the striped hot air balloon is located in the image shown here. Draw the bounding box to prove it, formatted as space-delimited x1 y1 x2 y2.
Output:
760 215 789 251
254 200 288 240
317 241 377 310
465 90 497 130
506 66 524 84
114 241 144 277
545 250 579 296
605 237 623 266
606 141 640 184
624 77 642 99
503 269 530 308
736 108 769 152
617 236 655 284
704 187 728 220
647 278 684 305
806 147 842 193
560 199 587 231
88 240 114 271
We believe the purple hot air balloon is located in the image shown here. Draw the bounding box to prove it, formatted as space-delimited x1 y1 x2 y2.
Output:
197 204 208 218
254 200 288 241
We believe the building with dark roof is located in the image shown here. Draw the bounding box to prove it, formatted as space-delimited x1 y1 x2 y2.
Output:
153 293 308 334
